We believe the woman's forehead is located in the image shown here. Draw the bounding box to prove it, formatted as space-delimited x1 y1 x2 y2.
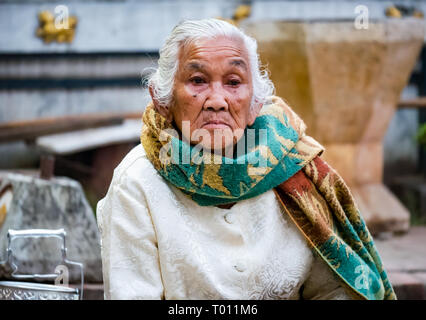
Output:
178 36 250 70
183 58 248 74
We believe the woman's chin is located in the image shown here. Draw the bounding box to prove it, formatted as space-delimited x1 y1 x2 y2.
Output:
196 141 234 156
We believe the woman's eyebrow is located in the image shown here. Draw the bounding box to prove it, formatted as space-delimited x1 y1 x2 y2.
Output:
185 62 204 71
229 59 248 71
184 60 247 72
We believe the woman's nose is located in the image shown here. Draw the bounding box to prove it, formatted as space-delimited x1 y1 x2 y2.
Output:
204 83 228 112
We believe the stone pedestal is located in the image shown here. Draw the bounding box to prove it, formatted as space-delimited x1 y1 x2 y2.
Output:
0 172 102 283
243 18 425 234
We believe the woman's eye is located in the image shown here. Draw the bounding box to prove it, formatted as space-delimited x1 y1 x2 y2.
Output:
190 77 205 84
228 79 241 86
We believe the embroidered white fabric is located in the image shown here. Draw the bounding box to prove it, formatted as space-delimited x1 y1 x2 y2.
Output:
97 145 356 300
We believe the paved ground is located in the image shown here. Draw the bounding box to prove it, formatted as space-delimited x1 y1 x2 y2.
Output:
374 226 426 300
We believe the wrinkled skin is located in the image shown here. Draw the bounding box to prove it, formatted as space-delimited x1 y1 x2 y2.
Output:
150 36 262 156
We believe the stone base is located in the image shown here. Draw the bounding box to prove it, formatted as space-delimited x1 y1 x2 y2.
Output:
243 18 424 236
388 272 426 300
375 226 426 299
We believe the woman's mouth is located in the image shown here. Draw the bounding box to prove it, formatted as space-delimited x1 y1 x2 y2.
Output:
202 121 230 129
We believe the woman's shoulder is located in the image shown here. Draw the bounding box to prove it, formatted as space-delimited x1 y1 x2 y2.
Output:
110 144 160 188
97 144 163 215
96 145 161 240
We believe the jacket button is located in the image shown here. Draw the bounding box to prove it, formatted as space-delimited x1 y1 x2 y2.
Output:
233 263 246 272
224 213 235 224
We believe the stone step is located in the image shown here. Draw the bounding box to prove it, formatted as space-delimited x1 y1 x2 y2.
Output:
388 272 426 300
375 226 426 300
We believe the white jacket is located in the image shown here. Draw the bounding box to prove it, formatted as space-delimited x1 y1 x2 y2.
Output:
96 144 354 300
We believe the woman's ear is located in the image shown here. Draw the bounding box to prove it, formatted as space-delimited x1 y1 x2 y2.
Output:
149 86 173 123
247 100 263 126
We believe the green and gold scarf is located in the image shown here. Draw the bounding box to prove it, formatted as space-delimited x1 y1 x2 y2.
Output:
141 96 396 300
141 96 324 206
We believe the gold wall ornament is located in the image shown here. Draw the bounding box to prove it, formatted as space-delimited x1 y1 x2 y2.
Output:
216 4 251 26
413 10 424 18
385 6 402 18
385 5 424 18
233 4 251 22
36 10 77 44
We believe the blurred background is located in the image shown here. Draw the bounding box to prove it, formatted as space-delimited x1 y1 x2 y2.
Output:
0 0 425 300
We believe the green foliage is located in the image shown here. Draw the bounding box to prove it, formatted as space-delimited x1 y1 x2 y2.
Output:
417 123 426 146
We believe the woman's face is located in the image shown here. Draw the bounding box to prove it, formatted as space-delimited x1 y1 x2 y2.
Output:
168 36 260 155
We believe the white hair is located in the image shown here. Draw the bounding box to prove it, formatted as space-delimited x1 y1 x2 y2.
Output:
148 18 275 109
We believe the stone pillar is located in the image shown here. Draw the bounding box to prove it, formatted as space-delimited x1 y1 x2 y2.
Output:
243 18 425 235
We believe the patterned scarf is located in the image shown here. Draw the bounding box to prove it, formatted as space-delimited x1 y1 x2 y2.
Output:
140 96 396 300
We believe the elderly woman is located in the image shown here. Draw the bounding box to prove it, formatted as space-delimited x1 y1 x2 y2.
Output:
97 19 395 300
